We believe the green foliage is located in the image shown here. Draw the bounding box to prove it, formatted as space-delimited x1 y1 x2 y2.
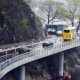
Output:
57 0 80 26
21 18 28 29
21 0 27 3
0 11 6 16
58 7 70 19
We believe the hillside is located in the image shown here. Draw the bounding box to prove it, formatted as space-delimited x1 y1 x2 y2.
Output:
64 47 80 80
0 0 44 45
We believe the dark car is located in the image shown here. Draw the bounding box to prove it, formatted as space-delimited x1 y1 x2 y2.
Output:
18 47 32 54
42 42 53 47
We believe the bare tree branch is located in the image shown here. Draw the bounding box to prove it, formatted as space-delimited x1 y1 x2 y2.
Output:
40 0 62 24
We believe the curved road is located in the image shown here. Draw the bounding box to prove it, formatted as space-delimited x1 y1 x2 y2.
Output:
0 37 80 79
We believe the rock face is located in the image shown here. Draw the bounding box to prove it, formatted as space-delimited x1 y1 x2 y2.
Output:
0 0 44 45
64 47 80 80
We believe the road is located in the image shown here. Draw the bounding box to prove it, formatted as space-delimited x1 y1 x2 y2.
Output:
32 35 63 53
0 35 62 62
0 34 80 63
32 34 80 52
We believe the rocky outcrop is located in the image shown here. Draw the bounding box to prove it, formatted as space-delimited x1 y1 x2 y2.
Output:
64 47 80 80
0 0 44 45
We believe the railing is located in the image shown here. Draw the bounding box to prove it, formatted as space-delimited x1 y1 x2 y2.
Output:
0 52 19 63
0 38 80 72
0 37 52 53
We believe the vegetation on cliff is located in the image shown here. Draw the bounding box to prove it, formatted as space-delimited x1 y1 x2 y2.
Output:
0 0 44 45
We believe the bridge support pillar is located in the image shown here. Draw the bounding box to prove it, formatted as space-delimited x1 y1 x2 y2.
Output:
19 65 26 80
58 53 64 80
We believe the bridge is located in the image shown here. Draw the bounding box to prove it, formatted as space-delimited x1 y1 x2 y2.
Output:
0 37 80 80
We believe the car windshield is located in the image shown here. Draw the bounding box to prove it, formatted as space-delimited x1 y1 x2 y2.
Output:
20 47 28 50
64 30 70 33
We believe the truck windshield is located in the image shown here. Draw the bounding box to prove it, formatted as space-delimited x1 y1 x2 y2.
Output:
64 30 70 33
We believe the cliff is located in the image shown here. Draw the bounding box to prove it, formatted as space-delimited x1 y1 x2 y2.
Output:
0 0 44 45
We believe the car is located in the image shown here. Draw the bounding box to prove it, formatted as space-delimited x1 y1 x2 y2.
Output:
42 41 53 47
18 47 32 54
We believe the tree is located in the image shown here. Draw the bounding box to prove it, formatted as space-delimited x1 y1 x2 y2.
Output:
40 0 62 24
75 0 80 32
58 0 80 27
76 13 80 32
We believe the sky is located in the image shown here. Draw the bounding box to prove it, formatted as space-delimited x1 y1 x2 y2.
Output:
27 0 67 12
29 0 66 7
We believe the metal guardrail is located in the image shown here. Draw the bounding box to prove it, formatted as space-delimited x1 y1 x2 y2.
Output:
0 38 80 72
0 52 19 63
0 37 54 62
0 37 50 53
